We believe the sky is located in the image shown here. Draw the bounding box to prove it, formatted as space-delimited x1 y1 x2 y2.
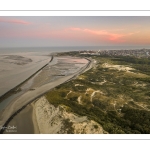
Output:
0 16 150 47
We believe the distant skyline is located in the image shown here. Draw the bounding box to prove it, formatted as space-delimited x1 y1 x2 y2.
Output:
0 16 150 48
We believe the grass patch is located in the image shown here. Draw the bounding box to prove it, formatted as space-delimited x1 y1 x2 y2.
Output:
45 54 150 134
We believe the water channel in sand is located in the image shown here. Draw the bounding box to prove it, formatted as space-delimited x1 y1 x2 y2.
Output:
0 52 50 96
1 56 89 134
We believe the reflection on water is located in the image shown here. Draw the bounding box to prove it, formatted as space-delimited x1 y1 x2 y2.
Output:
0 55 89 116
0 52 50 96
0 71 39 112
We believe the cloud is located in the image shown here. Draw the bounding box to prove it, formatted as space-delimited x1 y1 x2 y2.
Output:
69 27 139 43
0 17 30 25
0 22 140 46
70 27 81 31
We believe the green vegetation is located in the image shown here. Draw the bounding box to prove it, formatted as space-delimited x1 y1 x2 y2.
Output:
45 53 150 134
61 119 74 134
111 56 150 75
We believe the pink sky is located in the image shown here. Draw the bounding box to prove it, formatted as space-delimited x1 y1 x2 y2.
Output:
0 16 150 47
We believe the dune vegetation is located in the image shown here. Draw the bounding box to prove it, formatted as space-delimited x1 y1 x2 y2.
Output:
45 52 150 134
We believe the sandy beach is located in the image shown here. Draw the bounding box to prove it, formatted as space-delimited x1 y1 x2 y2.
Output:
0 52 50 97
30 96 106 134
3 101 40 134
0 56 91 133
3 104 34 134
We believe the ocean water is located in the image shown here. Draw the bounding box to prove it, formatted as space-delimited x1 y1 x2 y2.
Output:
0 46 89 97
0 45 150 97
1 45 150 54
0 49 51 97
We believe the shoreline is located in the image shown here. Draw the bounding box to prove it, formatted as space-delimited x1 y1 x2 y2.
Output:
3 103 35 134
32 101 40 134
0 56 53 103
0 55 92 134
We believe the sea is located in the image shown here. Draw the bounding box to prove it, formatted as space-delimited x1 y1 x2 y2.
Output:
0 45 150 97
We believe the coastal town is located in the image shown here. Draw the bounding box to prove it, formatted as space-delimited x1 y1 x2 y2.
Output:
79 49 150 58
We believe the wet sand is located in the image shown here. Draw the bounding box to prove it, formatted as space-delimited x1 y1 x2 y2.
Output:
0 53 50 97
32 101 40 134
4 104 34 134
3 101 40 134
1 56 91 134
